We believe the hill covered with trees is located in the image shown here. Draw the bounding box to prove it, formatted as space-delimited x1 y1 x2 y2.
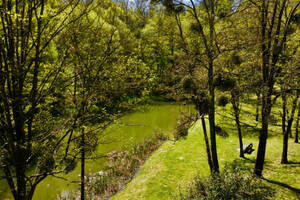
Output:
0 0 299 199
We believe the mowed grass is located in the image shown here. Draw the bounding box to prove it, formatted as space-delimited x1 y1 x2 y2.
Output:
112 100 300 200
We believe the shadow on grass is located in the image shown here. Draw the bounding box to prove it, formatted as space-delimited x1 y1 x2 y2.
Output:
224 158 255 172
288 161 300 165
263 178 300 199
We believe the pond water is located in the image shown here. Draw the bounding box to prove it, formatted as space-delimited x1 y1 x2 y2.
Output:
0 102 194 200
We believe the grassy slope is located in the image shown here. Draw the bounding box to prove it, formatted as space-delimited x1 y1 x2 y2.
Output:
112 100 300 200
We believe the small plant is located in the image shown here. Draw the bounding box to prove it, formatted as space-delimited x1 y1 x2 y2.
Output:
179 169 275 200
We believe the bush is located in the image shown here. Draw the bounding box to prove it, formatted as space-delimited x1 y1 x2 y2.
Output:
179 169 275 200
215 125 229 137
174 113 196 141
217 96 229 107
193 91 210 115
182 76 198 94
213 75 236 91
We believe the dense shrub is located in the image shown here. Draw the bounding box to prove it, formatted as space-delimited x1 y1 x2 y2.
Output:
179 169 275 200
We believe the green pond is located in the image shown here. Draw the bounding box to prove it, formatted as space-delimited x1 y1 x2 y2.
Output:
0 102 194 200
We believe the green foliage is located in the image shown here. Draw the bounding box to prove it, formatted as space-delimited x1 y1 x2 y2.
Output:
63 158 77 174
174 113 195 141
182 76 198 94
217 96 229 107
213 75 236 91
179 169 275 200
291 13 300 25
215 0 234 19
190 23 201 33
230 53 242 65
37 153 55 173
286 26 296 35
193 91 210 115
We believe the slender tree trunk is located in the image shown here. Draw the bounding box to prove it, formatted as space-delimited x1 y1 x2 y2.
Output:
282 93 299 163
234 107 244 158
208 59 219 173
282 89 286 135
256 91 260 122
281 89 288 164
201 115 213 173
281 123 289 164
295 104 299 143
3 165 17 200
289 112 293 138
81 128 85 200
231 91 244 158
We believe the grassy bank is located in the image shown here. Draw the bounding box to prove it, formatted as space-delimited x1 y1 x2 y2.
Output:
111 101 300 200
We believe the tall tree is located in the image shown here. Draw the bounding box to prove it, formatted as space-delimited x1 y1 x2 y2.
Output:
247 0 300 176
0 1 91 199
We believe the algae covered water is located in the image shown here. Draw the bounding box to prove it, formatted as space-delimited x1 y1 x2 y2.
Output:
0 103 194 200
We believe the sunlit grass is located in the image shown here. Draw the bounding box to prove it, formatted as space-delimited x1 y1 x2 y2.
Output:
112 101 300 200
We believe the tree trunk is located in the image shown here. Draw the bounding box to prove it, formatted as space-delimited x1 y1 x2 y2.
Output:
15 153 27 200
256 91 260 122
3 166 17 200
282 89 286 135
254 87 271 177
208 60 219 173
81 128 85 200
281 123 289 164
295 104 299 143
201 116 213 173
231 91 244 158
287 94 299 137
234 107 244 158
282 93 299 163
281 89 288 164
254 0 272 177
15 114 27 200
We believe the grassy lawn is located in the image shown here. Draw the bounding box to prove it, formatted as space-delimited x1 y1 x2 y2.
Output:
111 101 300 200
